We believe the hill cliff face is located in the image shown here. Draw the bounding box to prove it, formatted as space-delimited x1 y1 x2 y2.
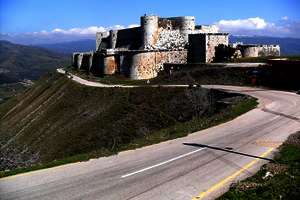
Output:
0 73 252 171
0 41 70 84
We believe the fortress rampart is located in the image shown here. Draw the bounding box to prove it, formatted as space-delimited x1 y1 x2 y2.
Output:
236 44 280 57
73 15 280 80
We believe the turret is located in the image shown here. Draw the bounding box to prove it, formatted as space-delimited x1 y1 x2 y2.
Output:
177 16 195 41
141 15 159 49
109 30 118 49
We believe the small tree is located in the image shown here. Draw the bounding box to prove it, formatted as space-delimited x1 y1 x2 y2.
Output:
214 44 236 62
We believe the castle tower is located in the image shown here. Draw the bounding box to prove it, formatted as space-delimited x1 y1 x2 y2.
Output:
109 30 118 49
141 15 159 49
178 16 195 41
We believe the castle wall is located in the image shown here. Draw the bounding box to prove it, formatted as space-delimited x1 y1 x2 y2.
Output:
140 16 195 50
76 53 83 69
155 29 186 50
96 32 109 51
72 53 80 68
90 52 103 75
103 54 118 74
109 30 118 49
115 27 142 50
238 45 280 57
72 52 94 71
141 15 159 49
206 34 229 62
195 25 219 33
258 45 280 57
133 50 187 79
119 50 187 79
75 15 281 80
166 16 195 41
241 46 259 57
188 33 229 63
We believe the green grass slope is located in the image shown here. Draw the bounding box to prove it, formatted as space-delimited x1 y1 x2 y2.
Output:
0 73 257 176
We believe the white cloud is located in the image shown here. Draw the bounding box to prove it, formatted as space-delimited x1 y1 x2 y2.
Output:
216 17 268 31
50 26 107 35
40 24 137 36
127 24 139 28
215 17 300 38
0 24 142 44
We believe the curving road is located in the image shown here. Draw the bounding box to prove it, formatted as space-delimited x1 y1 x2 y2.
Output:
1 70 300 200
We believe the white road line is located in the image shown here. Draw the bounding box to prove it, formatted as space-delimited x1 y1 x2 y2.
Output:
121 148 206 178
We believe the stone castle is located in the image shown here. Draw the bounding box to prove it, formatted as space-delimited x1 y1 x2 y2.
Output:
72 15 280 79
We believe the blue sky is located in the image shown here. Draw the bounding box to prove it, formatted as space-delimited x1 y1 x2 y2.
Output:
1 0 300 43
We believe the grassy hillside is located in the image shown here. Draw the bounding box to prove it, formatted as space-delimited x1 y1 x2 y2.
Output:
0 40 69 84
0 82 30 104
0 73 257 175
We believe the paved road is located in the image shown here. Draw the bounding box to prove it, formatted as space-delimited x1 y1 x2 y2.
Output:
1 71 300 200
57 68 188 88
208 62 265 68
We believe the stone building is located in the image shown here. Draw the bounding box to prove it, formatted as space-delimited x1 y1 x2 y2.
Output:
188 33 229 63
234 44 280 57
72 15 280 80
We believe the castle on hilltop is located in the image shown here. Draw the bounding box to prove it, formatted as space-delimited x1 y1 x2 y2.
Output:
72 15 280 79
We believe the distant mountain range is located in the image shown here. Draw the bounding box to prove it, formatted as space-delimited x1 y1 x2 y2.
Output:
37 39 95 54
33 36 300 56
0 40 70 84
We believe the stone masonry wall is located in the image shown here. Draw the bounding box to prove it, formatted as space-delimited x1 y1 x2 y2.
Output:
188 34 229 63
241 46 259 57
96 32 109 51
194 25 219 33
258 45 280 57
206 34 229 62
75 15 281 80
141 16 196 50
238 45 280 57
155 29 186 50
128 50 187 79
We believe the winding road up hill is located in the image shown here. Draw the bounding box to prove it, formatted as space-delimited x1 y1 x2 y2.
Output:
0 71 300 200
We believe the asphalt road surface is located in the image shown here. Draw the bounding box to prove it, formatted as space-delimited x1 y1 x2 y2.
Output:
1 71 300 200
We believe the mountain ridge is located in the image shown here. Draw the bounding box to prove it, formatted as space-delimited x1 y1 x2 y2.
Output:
0 40 70 84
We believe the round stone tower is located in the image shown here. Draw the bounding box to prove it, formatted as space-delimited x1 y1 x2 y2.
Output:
141 15 159 49
178 16 195 41
109 30 118 49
